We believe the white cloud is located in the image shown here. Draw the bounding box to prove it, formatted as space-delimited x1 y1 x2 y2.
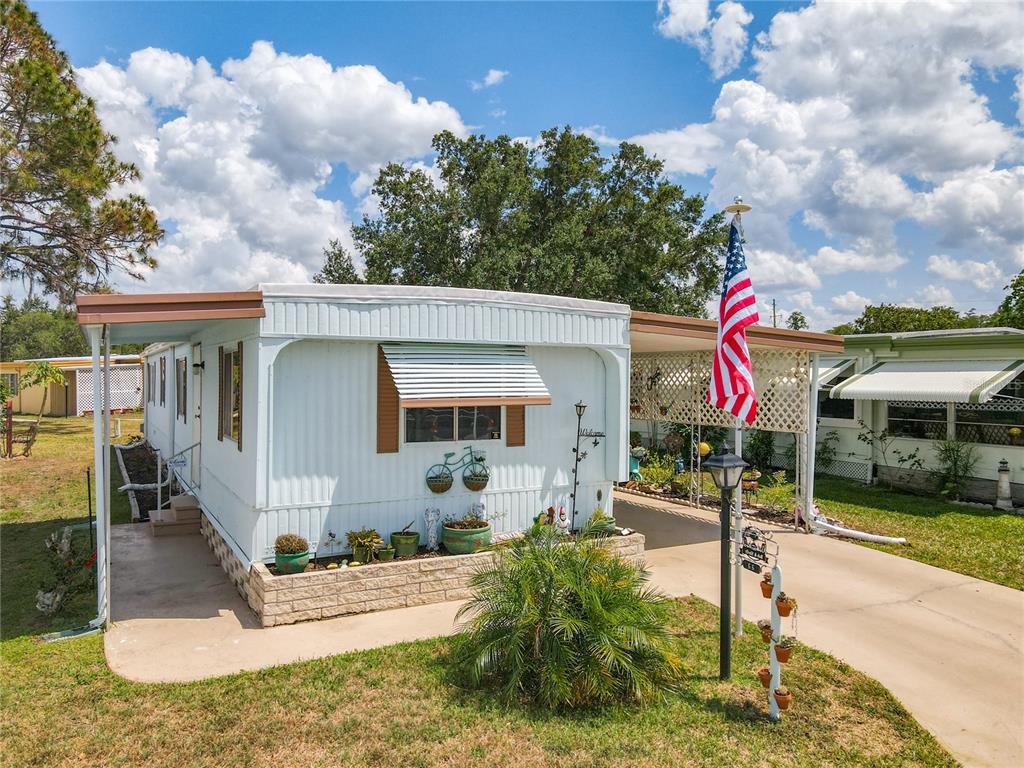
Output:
638 2 1023 276
471 68 508 90
745 248 820 290
926 254 1005 291
914 284 956 306
657 0 753 78
810 244 906 275
831 290 872 313
76 42 466 291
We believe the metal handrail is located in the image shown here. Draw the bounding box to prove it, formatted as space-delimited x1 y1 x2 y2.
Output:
155 442 200 513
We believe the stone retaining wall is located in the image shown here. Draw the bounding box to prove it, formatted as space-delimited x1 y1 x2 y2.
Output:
247 533 646 628
201 514 250 602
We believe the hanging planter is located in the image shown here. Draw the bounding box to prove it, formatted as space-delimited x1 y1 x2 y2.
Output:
757 667 771 689
776 592 797 617
773 686 793 710
774 637 792 663
462 465 490 492
425 469 453 494
629 401 642 415
760 573 773 599
757 619 772 643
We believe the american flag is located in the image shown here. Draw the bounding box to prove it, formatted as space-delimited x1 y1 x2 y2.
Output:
707 216 759 424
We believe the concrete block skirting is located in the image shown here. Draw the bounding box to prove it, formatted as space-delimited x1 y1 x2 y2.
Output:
200 514 250 602
247 533 646 628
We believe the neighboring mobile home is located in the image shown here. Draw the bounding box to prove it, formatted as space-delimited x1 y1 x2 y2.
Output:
809 328 1023 502
0 355 142 416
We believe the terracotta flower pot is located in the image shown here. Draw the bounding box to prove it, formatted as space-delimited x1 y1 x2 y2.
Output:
757 668 771 689
776 598 795 617
774 645 792 664
760 580 773 598
760 626 773 643
774 689 793 710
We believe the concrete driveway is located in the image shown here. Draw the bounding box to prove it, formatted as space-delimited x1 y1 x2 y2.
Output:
614 494 1024 768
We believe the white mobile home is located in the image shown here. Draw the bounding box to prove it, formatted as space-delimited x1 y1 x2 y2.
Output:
120 285 631 573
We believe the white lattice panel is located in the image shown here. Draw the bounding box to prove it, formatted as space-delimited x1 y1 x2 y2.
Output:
76 365 143 415
631 349 810 434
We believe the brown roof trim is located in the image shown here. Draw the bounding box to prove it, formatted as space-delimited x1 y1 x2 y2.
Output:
631 310 845 353
76 291 265 326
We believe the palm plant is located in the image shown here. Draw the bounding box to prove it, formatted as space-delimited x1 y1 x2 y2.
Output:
451 520 684 708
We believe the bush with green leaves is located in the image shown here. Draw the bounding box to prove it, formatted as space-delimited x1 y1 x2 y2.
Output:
274 533 309 555
933 439 980 500
744 429 777 474
640 455 675 487
451 521 684 708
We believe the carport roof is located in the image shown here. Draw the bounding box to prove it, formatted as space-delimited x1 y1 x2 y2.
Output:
630 310 844 354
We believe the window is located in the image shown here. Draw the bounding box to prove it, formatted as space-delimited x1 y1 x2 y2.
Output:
819 373 855 421
147 362 156 404
405 405 502 443
457 406 501 440
1 373 18 395
219 343 242 446
175 358 187 420
955 374 1024 446
887 403 948 440
159 356 166 406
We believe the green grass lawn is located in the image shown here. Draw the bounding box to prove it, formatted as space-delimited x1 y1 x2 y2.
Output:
756 475 1024 590
0 419 957 767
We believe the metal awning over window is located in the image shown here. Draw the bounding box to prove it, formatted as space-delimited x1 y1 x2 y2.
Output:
381 343 552 408
830 359 1024 403
816 357 856 388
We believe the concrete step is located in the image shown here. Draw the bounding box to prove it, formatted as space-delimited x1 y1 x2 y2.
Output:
149 509 200 537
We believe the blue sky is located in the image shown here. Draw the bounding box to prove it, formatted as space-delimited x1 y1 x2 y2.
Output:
33 1 1024 328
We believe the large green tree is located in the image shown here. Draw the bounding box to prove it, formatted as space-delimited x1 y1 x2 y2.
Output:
828 303 989 335
0 295 87 360
990 270 1023 330
0 0 162 303
322 128 726 315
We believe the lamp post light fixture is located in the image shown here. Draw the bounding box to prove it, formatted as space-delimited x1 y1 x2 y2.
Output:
703 445 748 681
570 400 604 530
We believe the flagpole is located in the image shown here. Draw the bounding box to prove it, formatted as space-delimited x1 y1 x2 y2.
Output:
722 195 753 638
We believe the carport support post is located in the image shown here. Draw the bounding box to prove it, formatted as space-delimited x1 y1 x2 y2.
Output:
87 325 109 626
804 353 820 527
719 487 732 680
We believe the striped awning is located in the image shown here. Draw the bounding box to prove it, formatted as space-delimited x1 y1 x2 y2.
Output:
381 343 551 408
816 357 856 388
830 359 1024 403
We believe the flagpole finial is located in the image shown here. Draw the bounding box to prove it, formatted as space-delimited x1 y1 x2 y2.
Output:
724 195 752 214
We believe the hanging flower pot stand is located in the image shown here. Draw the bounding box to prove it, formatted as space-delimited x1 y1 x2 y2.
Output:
425 465 453 494
776 592 797 617
462 463 490 492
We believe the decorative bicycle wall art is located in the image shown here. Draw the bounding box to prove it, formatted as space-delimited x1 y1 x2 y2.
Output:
425 445 490 493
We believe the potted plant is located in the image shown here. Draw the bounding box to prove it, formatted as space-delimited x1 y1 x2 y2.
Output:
274 533 310 574
588 508 617 537
377 544 396 562
757 667 772 689
760 572 773 598
773 686 793 710
442 510 492 554
774 636 792 663
390 520 420 557
757 619 773 643
776 592 797 617
426 470 453 494
347 528 384 563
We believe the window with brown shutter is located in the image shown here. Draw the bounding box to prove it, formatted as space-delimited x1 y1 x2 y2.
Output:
376 346 399 453
506 404 526 446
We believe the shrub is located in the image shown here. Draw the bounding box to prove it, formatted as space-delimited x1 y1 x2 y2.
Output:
641 455 674 487
451 521 685 708
345 528 383 551
744 429 776 474
274 533 309 555
933 439 980 500
36 526 95 616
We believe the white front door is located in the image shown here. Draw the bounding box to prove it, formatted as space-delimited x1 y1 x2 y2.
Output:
191 344 202 487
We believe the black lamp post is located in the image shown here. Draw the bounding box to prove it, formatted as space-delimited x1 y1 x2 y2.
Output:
702 444 748 681
570 400 586 529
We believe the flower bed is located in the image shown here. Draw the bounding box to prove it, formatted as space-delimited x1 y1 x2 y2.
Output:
247 532 646 627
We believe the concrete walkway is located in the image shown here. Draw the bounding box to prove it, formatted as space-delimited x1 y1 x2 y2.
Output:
614 493 1024 768
105 525 463 683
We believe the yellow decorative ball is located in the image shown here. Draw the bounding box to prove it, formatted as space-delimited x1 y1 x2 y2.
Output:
699 442 712 457
1009 427 1022 437
326 562 339 570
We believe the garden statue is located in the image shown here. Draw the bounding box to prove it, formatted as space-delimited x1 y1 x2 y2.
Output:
555 505 570 536
424 507 441 551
